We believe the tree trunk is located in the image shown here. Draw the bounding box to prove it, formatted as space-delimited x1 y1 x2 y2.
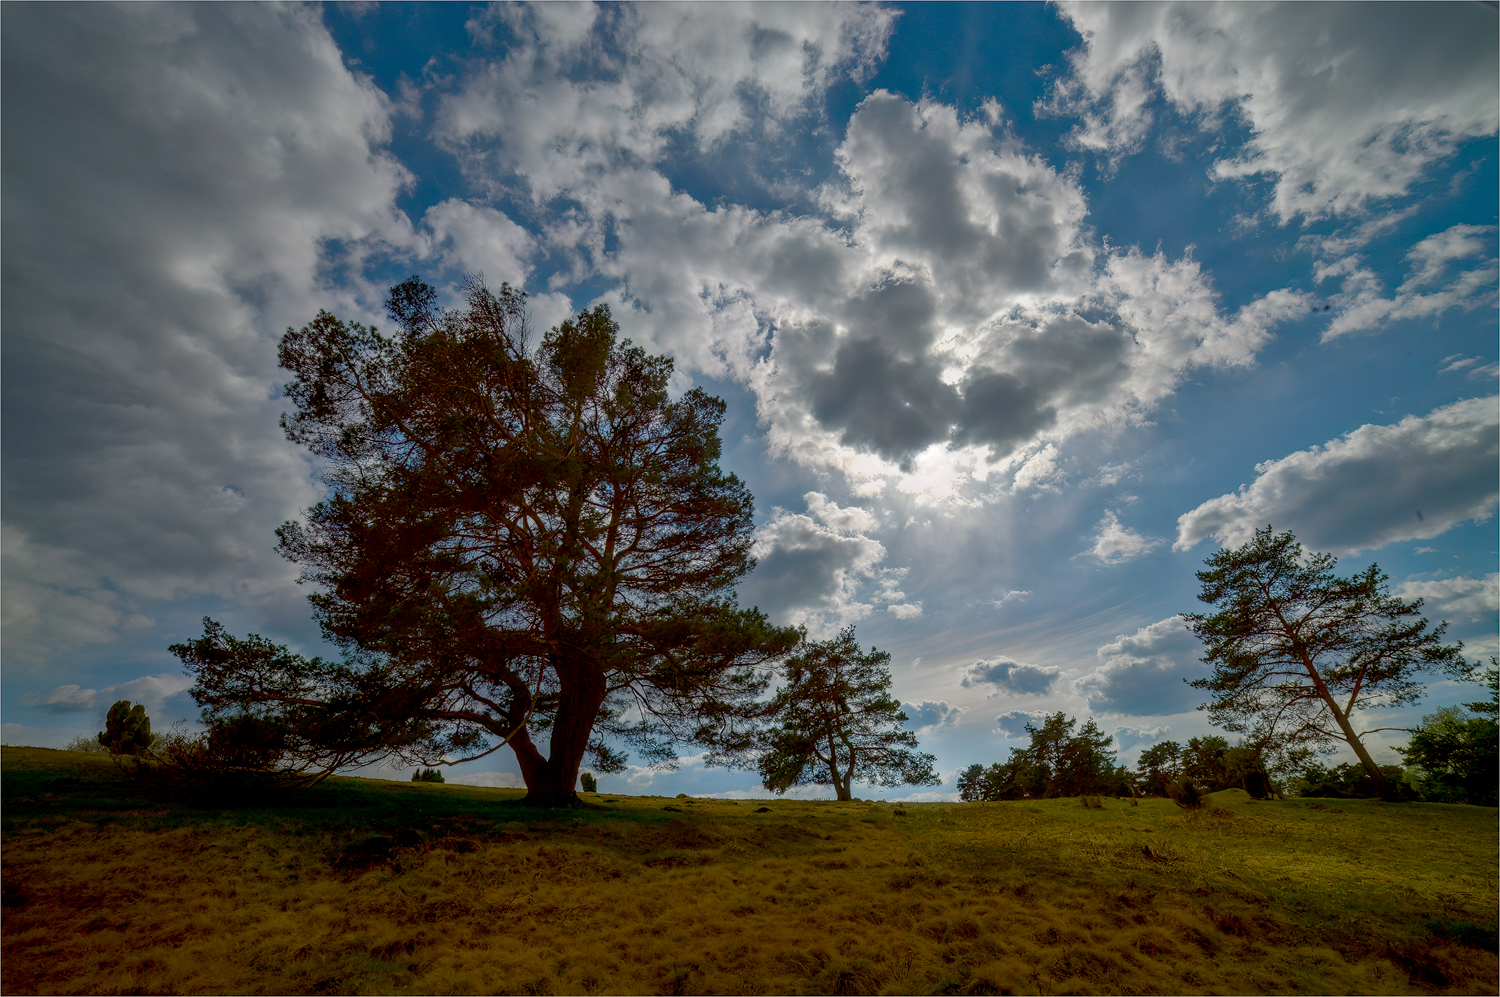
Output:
516 655 608 808
1301 651 1388 792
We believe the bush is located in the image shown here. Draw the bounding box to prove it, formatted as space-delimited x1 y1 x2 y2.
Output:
98 700 154 756
412 768 445 783
63 734 106 754
127 715 320 800
580 772 597 793
1167 780 1204 809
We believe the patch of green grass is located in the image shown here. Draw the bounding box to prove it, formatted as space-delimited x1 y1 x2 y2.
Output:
3 747 1496 995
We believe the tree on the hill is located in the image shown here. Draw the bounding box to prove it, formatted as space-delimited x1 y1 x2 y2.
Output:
959 712 1122 800
1185 526 1464 795
174 276 797 806
1134 740 1182 796
98 700 154 756
747 627 939 801
1398 658 1498 806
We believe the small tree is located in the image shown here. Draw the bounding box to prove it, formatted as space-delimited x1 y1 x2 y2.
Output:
1135 740 1182 796
98 700 154 756
1398 659 1498 805
412 767 446 783
579 771 597 793
1185 526 1463 795
748 627 938 801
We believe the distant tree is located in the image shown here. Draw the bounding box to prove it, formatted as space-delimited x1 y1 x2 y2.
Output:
412 768 445 783
1135 740 1182 796
175 276 798 808
1398 659 1498 806
1183 735 1231 790
1185 526 1464 796
749 627 939 801
960 712 1120 801
579 771 597 793
98 700 154 756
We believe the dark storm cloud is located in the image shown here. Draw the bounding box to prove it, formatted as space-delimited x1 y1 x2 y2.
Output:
959 656 1061 696
807 275 960 463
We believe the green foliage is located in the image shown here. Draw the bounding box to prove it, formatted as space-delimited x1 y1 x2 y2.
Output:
749 627 938 801
180 276 798 808
1186 526 1463 791
412 768 446 783
1397 661 1498 806
959 712 1120 800
579 772 597 793
98 700 154 756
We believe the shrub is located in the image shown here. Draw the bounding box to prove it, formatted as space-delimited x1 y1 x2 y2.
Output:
580 772 597 793
63 734 106 754
1080 795 1103 809
412 768 445 783
128 715 321 799
1167 780 1204 809
98 700 154 756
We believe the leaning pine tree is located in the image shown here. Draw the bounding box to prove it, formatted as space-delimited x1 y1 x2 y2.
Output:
1185 526 1464 797
173 276 798 806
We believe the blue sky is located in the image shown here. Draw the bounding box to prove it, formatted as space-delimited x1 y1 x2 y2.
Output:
3 2 1496 799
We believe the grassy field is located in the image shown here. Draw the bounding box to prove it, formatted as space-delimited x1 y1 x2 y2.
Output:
2 746 1496 995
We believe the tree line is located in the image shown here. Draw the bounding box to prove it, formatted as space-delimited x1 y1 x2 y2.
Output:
90 275 1490 809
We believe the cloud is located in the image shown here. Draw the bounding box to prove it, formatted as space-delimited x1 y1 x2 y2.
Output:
991 589 1031 608
1176 396 1499 554
448 770 526 790
1077 616 1205 716
960 656 1061 696
1113 725 1170 751
25 673 195 716
1321 225 1498 341
440 45 1309 499
1084 510 1163 564
1397 574 1500 623
1048 2 1500 221
902 700 963 732
1 4 412 663
737 492 908 634
993 710 1051 739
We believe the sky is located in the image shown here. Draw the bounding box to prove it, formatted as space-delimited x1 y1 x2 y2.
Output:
3 1 1496 800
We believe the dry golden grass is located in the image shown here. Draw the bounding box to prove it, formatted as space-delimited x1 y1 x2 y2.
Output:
3 745 1495 995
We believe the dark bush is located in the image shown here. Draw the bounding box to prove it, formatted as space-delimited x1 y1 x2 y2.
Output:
1168 780 1205 809
412 768 445 783
98 700 154 756
580 772 597 793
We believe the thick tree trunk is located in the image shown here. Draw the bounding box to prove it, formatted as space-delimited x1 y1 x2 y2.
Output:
514 656 609 808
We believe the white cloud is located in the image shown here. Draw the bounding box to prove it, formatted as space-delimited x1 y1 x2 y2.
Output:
1077 616 1205 716
1048 2 1500 222
1397 574 1500 623
448 770 527 790
1176 396 1499 554
991 589 1031 607
902 700 963 732
1322 225 1498 340
1084 510 1163 564
2 5 412 662
959 656 1061 696
25 673 194 716
736 492 898 635
993 710 1051 739
1113 725 1170 751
